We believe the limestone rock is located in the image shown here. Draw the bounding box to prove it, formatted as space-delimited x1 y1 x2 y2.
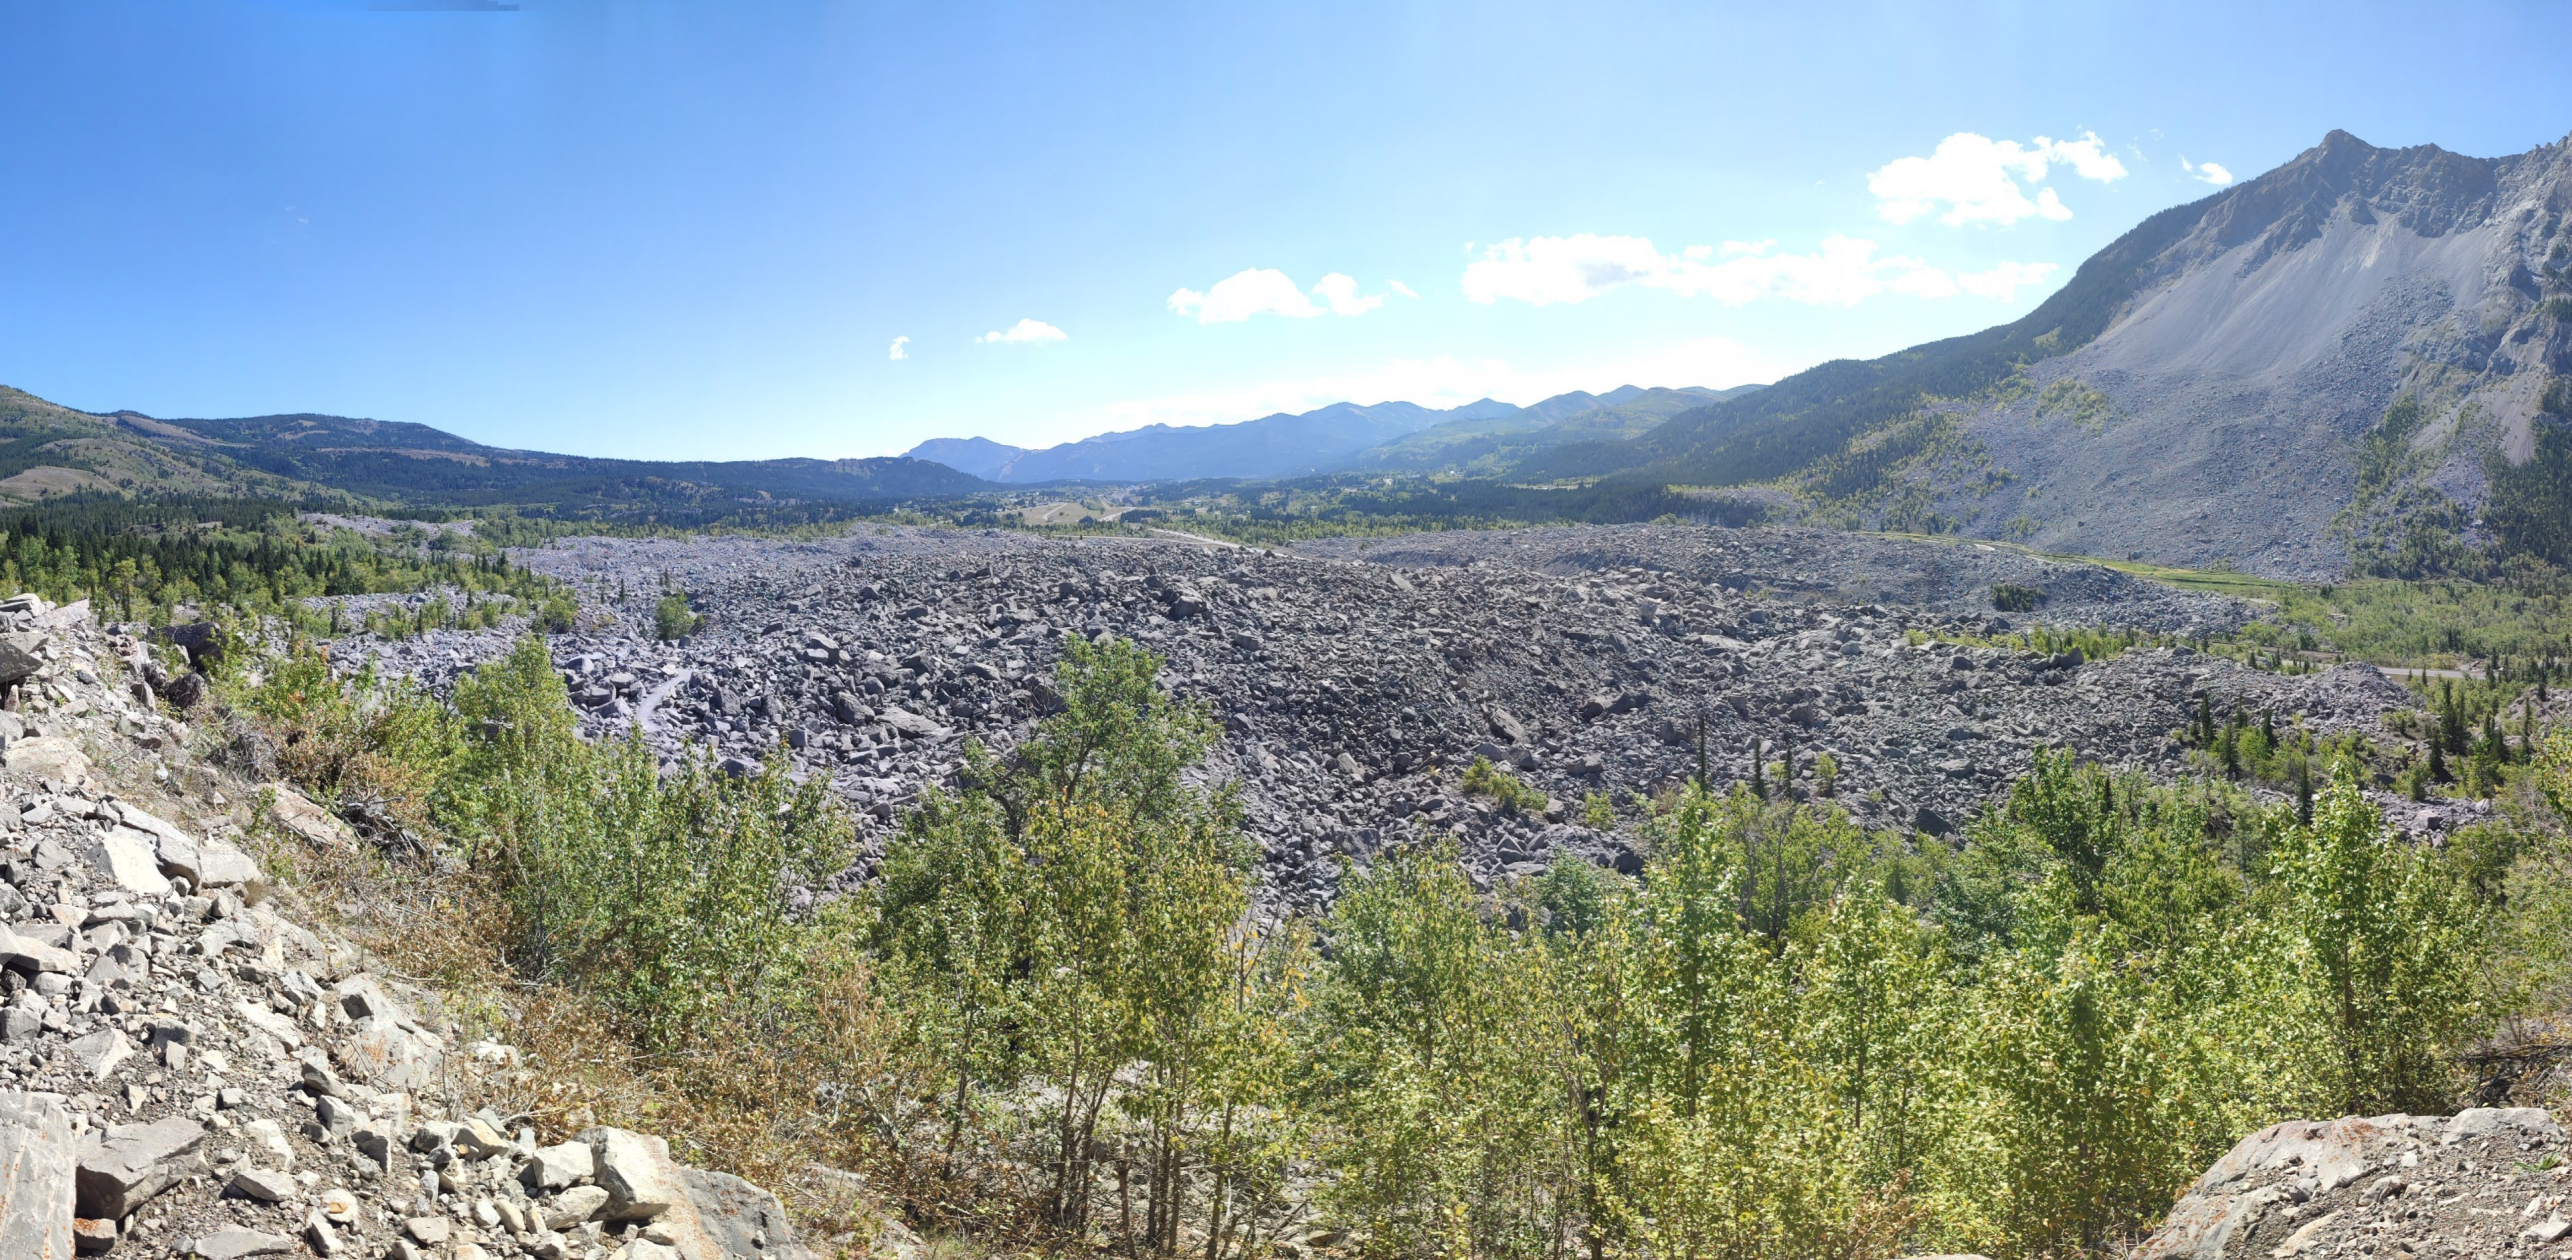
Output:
76 827 171 898
0 632 44 686
0 1091 75 1260
186 1227 297 1259
3 738 88 784
64 1029 130 1082
683 1166 817 1260
522 1140 595 1190
583 1126 685 1222
0 928 77 975
541 1183 610 1229
262 784 355 850
74 1115 206 1219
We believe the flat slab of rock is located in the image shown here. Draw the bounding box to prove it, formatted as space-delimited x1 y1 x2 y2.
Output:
75 1115 205 1219
0 1091 74 1260
2 737 88 784
261 784 354 850
684 1166 817 1260
0 928 77 975
77 827 171 898
63 1028 130 1082
187 1227 297 1259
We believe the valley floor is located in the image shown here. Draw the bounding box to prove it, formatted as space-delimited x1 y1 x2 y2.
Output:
321 521 2456 913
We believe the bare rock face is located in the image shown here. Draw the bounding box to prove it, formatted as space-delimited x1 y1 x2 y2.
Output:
1935 131 2572 579
2135 1108 2569 1259
0 1091 75 1260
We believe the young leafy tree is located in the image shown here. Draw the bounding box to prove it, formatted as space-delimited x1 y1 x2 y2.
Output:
2270 765 2487 1112
873 636 1254 1227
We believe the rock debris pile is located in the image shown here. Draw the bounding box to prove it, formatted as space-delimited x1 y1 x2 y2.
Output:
0 599 814 1259
2134 1107 2572 1259
334 524 2427 915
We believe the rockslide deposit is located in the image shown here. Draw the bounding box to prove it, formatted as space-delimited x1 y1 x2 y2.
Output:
330 523 2429 917
0 599 821 1259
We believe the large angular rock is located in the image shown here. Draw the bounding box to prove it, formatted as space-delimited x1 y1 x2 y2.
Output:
329 975 444 1090
876 707 949 741
75 828 170 898
74 1115 205 1219
262 784 354 850
0 1091 75 1260
3 738 88 784
683 1166 818 1260
541 1184 610 1230
521 1141 594 1191
121 806 264 896
0 929 77 976
583 1127 685 1223
0 632 44 686
64 1029 130 1082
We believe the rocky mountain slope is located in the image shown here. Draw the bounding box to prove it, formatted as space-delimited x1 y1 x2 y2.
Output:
0 601 828 1258
1528 130 2572 581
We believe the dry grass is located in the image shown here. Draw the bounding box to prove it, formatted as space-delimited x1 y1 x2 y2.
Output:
229 743 947 1256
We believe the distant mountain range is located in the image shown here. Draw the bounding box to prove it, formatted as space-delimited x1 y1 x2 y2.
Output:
4 128 2567 580
906 384 1763 483
0 387 990 515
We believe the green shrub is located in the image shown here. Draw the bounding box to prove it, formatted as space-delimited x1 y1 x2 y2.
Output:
654 592 699 641
1582 789 1617 830
1462 756 1549 815
1989 583 2046 612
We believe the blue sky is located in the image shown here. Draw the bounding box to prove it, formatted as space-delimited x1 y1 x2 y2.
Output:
3 2 2569 461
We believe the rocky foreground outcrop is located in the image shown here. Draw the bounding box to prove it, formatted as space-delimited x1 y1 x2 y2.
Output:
0 600 815 1258
2133 1107 2570 1259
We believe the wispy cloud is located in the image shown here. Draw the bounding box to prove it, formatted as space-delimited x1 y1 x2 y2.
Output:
1459 233 2053 308
887 335 910 361
1167 268 1397 323
1868 131 2129 226
2181 156 2235 186
977 318 1067 345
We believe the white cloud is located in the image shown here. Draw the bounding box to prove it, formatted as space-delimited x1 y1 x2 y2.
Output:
1388 280 1420 299
887 335 910 361
977 318 1067 345
1868 131 2129 226
1459 232 2052 309
1167 268 1395 323
2181 156 2236 186
1311 273 1384 317
1954 260 2060 300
